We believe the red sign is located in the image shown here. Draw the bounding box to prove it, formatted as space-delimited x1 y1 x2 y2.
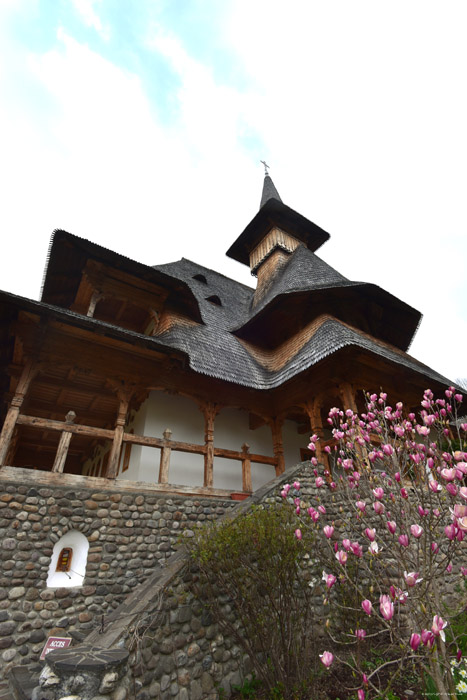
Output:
40 636 72 661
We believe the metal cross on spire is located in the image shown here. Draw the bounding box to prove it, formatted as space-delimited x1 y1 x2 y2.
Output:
260 160 270 176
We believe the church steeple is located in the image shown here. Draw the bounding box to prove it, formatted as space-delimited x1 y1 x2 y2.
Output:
226 169 330 276
260 173 282 208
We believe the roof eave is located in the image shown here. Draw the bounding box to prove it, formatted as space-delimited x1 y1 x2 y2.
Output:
226 199 330 266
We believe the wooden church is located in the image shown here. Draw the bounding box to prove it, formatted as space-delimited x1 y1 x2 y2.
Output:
0 174 452 496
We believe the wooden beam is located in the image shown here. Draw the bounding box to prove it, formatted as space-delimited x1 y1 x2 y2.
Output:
0 359 38 466
17 414 115 440
241 443 252 493
106 391 131 479
201 402 220 489
269 417 285 476
303 398 325 465
212 447 276 465
52 411 76 473
158 428 172 484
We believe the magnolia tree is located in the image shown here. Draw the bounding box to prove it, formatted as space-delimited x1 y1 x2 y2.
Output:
284 388 467 700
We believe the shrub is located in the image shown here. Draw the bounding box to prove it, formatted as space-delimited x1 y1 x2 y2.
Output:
187 503 321 699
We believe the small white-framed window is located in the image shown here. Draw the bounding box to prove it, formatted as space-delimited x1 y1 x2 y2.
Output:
46 530 89 588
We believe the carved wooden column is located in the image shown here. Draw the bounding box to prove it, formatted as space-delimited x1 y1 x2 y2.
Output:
0 359 38 466
303 398 325 464
241 443 252 493
106 391 131 479
86 290 103 318
52 411 77 473
201 402 219 488
339 382 359 414
158 428 172 484
270 417 285 476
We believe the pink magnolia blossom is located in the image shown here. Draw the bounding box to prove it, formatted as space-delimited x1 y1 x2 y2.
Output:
431 542 439 553
320 651 334 668
357 689 365 700
382 444 393 456
394 472 401 482
293 481 300 490
390 586 408 603
361 599 372 615
355 629 366 640
373 501 385 514
294 529 302 540
410 524 423 538
315 477 324 488
368 541 379 555
322 572 337 589
364 527 376 541
400 488 408 499
409 633 421 651
351 541 363 557
445 524 457 540
446 483 458 496
441 468 456 481
461 567 467 576
386 520 397 534
372 487 384 499
307 507 319 522
398 534 409 547
323 525 334 539
421 629 435 648
404 571 423 587
379 594 394 620
356 500 366 512
418 505 429 517
342 538 351 551
451 504 467 531
318 505 326 514
431 615 447 642
429 479 441 492
335 550 348 565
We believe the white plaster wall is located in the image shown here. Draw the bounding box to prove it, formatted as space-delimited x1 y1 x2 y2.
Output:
213 407 274 491
137 391 205 486
116 391 307 491
283 419 309 470
46 530 89 588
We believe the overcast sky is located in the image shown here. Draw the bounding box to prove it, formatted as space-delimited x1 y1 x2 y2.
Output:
0 0 465 385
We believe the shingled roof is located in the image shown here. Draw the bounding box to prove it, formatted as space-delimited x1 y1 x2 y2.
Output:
9 174 450 398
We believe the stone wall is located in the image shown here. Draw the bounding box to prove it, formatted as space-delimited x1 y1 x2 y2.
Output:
0 467 237 681
82 463 309 700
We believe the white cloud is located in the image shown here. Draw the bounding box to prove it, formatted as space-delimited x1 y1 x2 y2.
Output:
70 0 109 39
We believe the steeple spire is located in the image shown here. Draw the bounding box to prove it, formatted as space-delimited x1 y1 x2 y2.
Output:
259 163 282 209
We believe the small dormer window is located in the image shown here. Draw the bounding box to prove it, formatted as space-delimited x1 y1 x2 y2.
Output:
206 295 222 306
193 274 208 284
56 547 73 572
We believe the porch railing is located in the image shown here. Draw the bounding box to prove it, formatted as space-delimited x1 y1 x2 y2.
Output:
14 411 278 495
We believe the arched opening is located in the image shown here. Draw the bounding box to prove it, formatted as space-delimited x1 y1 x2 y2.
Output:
46 530 89 588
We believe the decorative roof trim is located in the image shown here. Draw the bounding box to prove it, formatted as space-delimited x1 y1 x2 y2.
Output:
250 227 301 275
